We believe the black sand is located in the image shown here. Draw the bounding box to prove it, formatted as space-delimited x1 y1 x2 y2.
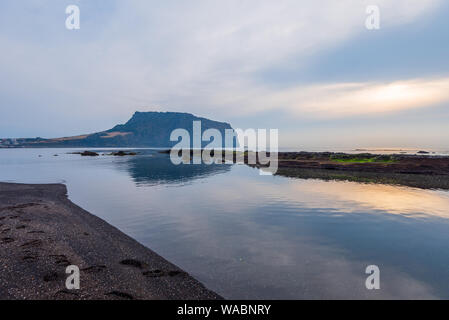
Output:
0 182 222 300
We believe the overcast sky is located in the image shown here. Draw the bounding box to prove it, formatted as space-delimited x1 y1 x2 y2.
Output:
1 0 448 149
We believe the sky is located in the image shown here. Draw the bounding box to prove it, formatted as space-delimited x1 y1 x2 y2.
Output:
0 0 448 150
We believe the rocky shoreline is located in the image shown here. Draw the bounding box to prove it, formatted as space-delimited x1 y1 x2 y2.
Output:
0 182 222 300
159 149 449 189
262 152 449 190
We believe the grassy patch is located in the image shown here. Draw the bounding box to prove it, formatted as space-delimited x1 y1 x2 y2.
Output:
330 156 396 164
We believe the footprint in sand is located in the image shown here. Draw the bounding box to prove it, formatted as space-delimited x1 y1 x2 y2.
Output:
49 254 71 267
120 258 186 278
20 239 43 248
1 237 14 244
120 259 147 269
43 272 61 282
22 254 38 262
81 265 107 273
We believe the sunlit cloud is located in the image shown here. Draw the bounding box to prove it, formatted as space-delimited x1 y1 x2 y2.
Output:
239 78 449 119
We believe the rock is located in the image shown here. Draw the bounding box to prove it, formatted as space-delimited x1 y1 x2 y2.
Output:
108 151 138 156
71 151 99 157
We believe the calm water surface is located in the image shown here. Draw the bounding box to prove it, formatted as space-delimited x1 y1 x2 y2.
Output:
1 148 449 299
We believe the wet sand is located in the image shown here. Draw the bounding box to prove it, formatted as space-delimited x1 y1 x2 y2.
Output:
0 182 222 300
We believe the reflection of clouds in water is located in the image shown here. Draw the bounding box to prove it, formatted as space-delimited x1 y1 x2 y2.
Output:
156 204 438 299
242 240 438 299
4 149 444 299
287 180 449 219
129 169 441 299
204 172 449 219
216 221 437 299
107 152 449 220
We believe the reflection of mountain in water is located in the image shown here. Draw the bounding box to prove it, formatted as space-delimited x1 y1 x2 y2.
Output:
119 152 232 186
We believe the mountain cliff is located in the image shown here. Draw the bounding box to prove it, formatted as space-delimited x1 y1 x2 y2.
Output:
0 112 236 148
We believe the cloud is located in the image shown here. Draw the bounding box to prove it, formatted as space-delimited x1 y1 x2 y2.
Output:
0 0 446 136
229 77 449 119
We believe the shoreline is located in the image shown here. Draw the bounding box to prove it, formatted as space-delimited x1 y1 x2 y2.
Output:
160 149 449 189
253 152 449 190
0 182 222 300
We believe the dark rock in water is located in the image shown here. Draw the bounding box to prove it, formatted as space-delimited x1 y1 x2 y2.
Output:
108 151 138 156
71 151 99 157
417 151 430 154
82 151 99 157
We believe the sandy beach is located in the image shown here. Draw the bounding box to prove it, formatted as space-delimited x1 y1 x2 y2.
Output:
0 182 222 300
